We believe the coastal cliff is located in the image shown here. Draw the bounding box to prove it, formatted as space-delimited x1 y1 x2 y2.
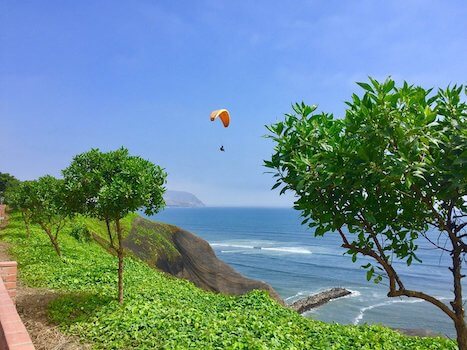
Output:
121 216 282 302
89 215 354 309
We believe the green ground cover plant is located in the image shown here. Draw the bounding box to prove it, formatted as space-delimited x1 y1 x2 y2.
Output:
1 212 456 349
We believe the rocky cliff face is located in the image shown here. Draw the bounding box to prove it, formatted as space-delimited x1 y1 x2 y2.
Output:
123 216 282 303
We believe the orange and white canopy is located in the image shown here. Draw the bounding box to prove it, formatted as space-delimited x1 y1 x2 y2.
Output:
210 109 230 127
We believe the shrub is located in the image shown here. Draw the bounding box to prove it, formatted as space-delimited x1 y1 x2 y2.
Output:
68 222 91 242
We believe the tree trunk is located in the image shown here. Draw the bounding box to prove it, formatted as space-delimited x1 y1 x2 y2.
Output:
45 227 61 257
455 317 467 350
116 219 124 304
105 218 115 250
452 247 466 349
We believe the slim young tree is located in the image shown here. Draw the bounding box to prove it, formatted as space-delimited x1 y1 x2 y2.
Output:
5 181 34 237
265 79 466 348
20 176 66 256
62 147 167 304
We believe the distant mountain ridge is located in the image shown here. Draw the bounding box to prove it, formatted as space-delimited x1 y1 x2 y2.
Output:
164 190 205 208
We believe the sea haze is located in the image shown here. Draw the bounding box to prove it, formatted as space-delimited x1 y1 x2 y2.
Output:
151 207 460 337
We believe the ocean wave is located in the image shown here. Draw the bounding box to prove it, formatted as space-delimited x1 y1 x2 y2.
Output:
210 242 312 254
353 299 423 325
347 289 362 298
284 291 310 302
211 243 255 249
230 262 310 277
262 247 311 254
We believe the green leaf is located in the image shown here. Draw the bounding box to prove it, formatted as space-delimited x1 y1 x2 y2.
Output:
424 106 437 123
383 79 395 93
366 268 374 281
357 82 374 92
271 182 281 190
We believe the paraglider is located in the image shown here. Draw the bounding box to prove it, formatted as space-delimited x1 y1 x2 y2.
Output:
210 109 230 127
210 109 230 151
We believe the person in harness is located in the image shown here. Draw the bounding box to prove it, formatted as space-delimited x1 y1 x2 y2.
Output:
210 109 230 153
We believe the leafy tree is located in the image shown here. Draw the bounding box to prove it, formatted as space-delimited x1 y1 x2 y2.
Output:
0 172 20 204
265 78 466 348
18 176 66 256
5 181 35 237
62 147 167 303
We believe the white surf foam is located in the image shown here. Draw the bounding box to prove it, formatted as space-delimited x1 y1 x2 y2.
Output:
210 242 312 254
346 289 361 298
353 299 423 325
284 291 309 302
211 243 254 249
262 247 312 254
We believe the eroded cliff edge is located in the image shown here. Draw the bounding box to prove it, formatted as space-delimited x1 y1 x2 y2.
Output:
122 216 283 303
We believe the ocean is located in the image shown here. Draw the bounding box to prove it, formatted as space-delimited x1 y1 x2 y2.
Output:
151 207 458 338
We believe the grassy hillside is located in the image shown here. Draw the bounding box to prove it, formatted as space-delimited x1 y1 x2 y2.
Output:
80 213 181 265
0 212 456 349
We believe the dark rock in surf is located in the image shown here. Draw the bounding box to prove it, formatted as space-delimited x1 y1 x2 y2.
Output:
122 216 283 304
290 288 351 314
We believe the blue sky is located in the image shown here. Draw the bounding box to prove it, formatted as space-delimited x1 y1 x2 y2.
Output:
1 1 466 206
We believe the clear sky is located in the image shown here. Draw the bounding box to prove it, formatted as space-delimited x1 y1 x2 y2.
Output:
1 1 466 206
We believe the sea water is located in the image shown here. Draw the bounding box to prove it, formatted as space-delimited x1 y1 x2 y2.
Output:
151 207 459 338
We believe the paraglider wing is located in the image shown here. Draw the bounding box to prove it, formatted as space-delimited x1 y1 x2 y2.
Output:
210 109 230 127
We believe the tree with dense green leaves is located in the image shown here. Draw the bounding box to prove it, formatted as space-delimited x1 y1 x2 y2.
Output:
5 181 35 237
0 172 20 204
13 176 67 256
265 78 466 348
62 147 167 303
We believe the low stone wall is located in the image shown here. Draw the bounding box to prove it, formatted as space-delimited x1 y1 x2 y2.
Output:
0 261 35 349
0 262 17 301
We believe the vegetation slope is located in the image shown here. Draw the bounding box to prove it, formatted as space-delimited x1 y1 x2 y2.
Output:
0 212 456 349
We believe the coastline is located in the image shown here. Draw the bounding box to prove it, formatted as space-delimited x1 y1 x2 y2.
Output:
152 207 457 338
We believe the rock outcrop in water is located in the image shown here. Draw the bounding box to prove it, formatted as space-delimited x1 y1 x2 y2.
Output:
290 288 351 313
122 216 283 303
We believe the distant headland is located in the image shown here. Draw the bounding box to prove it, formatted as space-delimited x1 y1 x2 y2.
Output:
164 190 205 208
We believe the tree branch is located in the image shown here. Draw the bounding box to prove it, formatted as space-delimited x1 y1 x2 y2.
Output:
388 289 456 321
357 213 405 290
420 232 451 252
337 227 402 292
